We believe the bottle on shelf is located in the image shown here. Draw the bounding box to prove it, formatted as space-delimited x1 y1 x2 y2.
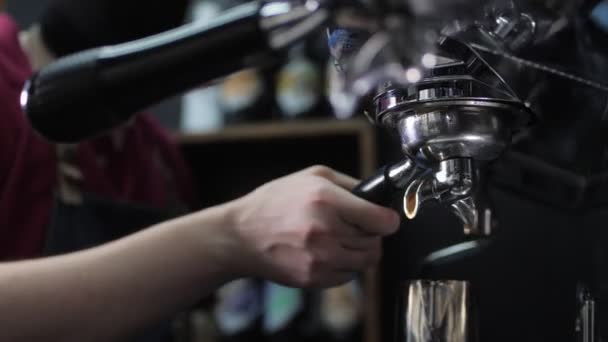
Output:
275 40 331 121
214 279 264 342
319 282 364 342
263 282 323 342
180 0 245 132
216 67 275 125
181 0 223 133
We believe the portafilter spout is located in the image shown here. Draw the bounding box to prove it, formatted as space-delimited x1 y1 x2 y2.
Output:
403 159 496 236
352 157 496 237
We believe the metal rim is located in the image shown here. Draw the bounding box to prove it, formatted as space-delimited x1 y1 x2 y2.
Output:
377 98 534 130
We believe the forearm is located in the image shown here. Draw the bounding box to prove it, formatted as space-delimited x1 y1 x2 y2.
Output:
0 166 399 341
0 202 238 342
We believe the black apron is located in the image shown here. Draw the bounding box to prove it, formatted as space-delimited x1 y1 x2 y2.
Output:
45 144 188 342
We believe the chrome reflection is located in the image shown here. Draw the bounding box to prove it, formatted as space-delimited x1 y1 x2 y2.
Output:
405 280 471 342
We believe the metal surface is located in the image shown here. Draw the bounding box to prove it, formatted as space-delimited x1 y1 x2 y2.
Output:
392 105 513 162
582 298 596 342
387 158 423 189
404 280 472 342
451 167 495 236
577 286 597 342
359 27 531 236
403 159 473 219
368 36 532 164
450 196 495 236
260 0 330 49
400 158 494 235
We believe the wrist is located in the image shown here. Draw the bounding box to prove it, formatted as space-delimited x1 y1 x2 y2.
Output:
184 201 246 285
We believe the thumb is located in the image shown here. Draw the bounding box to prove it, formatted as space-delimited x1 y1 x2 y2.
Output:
305 165 359 191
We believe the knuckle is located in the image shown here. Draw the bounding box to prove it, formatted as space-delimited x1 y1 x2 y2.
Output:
307 165 334 178
308 183 333 206
300 222 326 245
311 252 329 269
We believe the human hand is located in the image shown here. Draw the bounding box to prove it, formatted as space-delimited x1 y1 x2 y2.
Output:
226 166 400 288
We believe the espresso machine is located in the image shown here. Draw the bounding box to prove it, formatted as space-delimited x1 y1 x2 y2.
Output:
330 1 608 341
20 0 608 341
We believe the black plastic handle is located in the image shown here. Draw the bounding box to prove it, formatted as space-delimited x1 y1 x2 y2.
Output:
22 2 280 143
352 158 424 206
352 165 392 206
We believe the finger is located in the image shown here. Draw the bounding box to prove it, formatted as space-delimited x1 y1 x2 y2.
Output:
304 240 359 288
340 235 381 251
335 212 385 238
306 165 359 191
335 223 383 250
318 211 382 249
304 268 359 289
311 237 379 271
325 186 400 236
305 240 378 288
329 244 382 273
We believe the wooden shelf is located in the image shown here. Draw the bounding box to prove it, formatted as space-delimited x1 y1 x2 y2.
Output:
174 117 378 178
174 118 373 145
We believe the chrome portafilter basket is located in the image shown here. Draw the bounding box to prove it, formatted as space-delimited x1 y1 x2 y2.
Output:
374 90 530 234
359 35 533 236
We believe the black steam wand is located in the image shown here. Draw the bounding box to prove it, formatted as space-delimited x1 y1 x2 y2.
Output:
21 1 332 143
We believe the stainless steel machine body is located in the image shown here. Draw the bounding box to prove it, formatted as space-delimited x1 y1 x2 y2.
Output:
405 280 473 342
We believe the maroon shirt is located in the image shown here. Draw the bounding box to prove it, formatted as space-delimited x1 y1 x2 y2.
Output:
0 15 195 260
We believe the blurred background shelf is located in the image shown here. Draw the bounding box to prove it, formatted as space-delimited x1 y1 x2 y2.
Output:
174 117 378 212
175 118 375 146
174 119 376 165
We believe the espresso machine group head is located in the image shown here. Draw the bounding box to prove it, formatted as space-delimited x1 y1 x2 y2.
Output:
20 0 608 341
362 33 535 236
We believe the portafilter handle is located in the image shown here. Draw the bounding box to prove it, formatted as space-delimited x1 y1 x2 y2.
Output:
21 0 333 143
352 158 424 206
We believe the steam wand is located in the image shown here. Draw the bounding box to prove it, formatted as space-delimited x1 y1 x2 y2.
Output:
21 0 333 143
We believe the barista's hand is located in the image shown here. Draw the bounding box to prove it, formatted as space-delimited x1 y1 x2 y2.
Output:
0 166 398 342
228 166 400 288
